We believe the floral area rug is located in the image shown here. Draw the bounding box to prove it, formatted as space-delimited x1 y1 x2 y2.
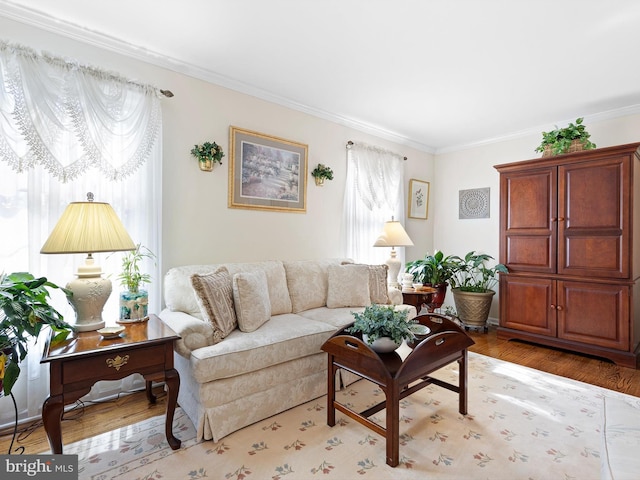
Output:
58 352 640 479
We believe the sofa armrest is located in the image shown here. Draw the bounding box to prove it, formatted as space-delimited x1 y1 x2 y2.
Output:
159 309 215 358
388 287 403 305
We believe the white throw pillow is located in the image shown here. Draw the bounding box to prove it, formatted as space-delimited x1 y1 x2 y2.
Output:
326 264 371 308
190 267 237 343
284 260 330 313
232 270 271 332
341 261 390 304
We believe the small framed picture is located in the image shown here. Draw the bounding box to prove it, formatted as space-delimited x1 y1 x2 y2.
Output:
229 126 308 213
408 179 429 219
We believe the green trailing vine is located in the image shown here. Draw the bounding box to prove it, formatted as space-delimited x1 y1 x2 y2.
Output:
534 117 596 156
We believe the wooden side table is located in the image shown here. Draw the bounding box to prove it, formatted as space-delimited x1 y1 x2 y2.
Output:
40 314 181 454
321 313 475 467
401 287 437 313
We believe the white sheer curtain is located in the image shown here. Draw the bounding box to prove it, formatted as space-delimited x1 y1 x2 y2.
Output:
341 142 406 269
0 42 162 428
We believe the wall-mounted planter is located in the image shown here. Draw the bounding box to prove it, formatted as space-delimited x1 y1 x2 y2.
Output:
199 159 214 172
311 163 334 186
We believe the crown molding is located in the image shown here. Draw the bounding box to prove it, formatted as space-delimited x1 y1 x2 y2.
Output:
435 104 640 155
2 1 638 157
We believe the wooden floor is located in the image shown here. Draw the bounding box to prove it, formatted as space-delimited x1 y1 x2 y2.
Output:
2 325 640 455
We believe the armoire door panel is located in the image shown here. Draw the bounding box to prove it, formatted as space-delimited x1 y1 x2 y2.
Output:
505 173 553 229
558 157 629 278
500 167 556 272
562 236 624 277
506 236 553 272
561 161 623 229
501 276 556 336
558 281 629 350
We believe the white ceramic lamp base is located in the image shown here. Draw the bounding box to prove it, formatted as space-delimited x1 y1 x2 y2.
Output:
385 248 402 289
66 258 111 332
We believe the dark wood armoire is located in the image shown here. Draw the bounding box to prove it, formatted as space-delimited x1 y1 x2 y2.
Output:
495 142 640 368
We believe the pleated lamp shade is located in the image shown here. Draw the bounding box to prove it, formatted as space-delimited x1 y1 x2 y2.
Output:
41 200 135 255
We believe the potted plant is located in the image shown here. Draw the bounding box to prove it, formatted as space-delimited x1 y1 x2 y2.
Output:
311 163 334 186
347 304 418 352
449 251 508 330
0 272 73 396
116 244 155 322
405 251 461 310
190 141 225 172
534 117 596 157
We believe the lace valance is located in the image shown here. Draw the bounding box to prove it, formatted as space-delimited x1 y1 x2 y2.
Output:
0 41 162 182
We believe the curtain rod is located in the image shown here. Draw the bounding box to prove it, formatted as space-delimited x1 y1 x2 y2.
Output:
1 41 174 98
346 140 407 160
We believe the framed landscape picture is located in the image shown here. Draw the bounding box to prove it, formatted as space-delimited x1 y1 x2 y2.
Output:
408 178 429 219
228 126 308 213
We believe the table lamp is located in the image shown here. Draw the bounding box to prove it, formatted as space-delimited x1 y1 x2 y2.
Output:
373 216 414 289
41 192 136 331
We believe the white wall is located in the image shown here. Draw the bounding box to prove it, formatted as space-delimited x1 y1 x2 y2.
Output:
3 16 639 320
0 16 436 292
433 113 640 318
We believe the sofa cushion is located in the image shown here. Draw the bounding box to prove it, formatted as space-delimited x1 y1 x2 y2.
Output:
232 270 271 332
326 264 371 308
224 261 292 315
341 261 390 304
299 304 417 328
297 306 365 329
189 314 336 384
164 261 292 319
191 267 237 343
165 264 227 319
284 259 348 313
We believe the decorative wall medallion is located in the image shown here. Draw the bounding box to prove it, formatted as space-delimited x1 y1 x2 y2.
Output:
459 188 490 219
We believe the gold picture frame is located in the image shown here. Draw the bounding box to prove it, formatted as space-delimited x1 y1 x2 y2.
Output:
229 126 308 213
408 179 429 219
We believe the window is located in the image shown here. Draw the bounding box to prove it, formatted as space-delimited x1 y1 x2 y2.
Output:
0 43 162 427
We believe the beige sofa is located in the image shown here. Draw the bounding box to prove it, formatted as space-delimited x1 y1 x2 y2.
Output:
159 259 416 442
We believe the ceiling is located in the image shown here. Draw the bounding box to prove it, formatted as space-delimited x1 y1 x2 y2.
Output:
2 0 640 153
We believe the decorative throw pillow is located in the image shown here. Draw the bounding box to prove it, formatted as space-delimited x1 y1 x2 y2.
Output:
326 264 371 308
232 270 271 332
341 261 390 305
224 261 292 315
190 267 237 344
367 264 390 304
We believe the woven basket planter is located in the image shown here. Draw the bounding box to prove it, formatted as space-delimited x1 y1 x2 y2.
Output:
452 288 495 327
542 139 587 157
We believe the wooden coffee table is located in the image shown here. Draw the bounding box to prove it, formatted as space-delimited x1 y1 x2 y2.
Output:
40 314 181 454
321 313 475 467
